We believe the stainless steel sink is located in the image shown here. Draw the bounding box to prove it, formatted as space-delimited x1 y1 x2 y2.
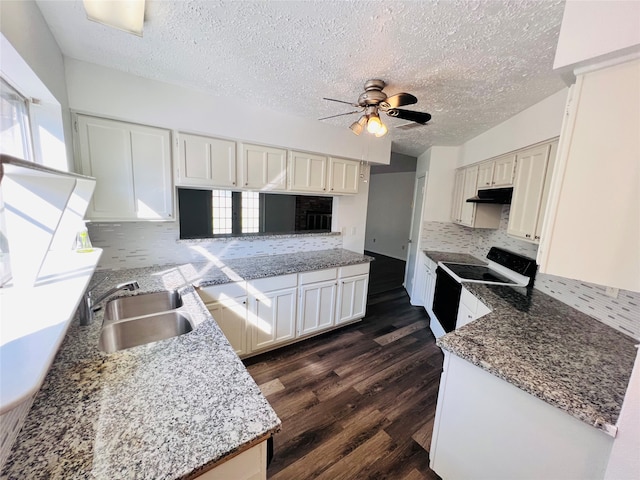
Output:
103 290 183 323
98 311 193 353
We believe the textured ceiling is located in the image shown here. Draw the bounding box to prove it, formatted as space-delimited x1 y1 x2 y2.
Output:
36 0 567 157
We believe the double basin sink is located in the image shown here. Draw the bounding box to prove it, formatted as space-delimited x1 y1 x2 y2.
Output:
99 290 193 353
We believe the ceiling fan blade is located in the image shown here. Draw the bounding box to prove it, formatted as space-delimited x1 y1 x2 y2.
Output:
386 108 432 124
382 93 418 109
323 97 358 107
318 110 360 121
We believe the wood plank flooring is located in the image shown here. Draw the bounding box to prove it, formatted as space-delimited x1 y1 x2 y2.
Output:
365 251 407 295
244 287 443 479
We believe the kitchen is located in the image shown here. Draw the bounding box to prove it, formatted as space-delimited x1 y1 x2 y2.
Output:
1 1 639 479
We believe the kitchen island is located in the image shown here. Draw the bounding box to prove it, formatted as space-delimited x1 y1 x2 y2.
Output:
1 249 372 479
425 251 638 479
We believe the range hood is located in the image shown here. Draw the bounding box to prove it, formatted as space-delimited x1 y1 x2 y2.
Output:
466 187 513 204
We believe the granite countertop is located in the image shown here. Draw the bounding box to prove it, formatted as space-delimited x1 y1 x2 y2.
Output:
423 250 487 266
2 249 372 479
424 253 637 436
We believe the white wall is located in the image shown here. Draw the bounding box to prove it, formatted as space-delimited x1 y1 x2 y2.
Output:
0 0 72 169
64 59 391 165
554 0 640 71
459 88 568 166
364 172 414 260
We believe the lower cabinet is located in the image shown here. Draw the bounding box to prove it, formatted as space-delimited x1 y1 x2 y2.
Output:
298 268 338 337
195 439 268 480
423 255 437 317
456 287 490 329
199 264 370 358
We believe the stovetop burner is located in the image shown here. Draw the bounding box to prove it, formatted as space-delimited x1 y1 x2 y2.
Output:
440 262 522 286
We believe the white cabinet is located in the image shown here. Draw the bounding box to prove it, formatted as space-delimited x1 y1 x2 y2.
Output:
177 133 237 188
508 141 558 243
423 255 437 317
195 440 267 480
75 114 173 221
248 275 297 352
455 288 490 329
538 58 640 291
240 143 287 191
199 282 249 356
289 151 328 193
298 268 338 337
452 165 501 229
476 155 516 189
328 157 359 194
335 263 370 325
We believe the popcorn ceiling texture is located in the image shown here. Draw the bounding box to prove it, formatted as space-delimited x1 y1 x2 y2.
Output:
421 206 640 340
35 0 566 157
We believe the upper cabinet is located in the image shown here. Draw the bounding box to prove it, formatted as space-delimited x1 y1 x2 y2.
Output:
476 155 516 189
74 114 173 221
538 58 640 292
507 141 558 243
451 165 501 229
289 151 328 193
239 143 287 191
177 133 237 188
328 157 360 194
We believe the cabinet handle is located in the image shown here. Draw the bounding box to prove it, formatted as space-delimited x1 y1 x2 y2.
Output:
242 300 246 305
256 298 259 303
534 235 540 240
525 234 531 238
245 182 248 186
232 182 236 186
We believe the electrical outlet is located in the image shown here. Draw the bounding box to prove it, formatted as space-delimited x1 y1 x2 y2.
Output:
605 286 619 298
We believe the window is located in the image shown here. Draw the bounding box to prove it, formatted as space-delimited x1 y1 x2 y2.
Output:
178 188 333 239
0 77 32 161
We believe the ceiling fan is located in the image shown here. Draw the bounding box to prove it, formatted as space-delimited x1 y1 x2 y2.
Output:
320 79 432 137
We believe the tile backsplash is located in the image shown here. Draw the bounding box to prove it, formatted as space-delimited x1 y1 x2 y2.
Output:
421 206 640 340
87 222 343 270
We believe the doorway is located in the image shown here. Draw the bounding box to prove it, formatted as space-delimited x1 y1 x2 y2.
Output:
404 174 427 301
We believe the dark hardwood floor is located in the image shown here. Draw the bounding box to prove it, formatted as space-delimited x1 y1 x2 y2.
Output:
244 287 443 479
365 251 407 296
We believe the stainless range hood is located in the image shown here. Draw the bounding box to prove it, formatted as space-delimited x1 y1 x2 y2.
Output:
466 187 513 204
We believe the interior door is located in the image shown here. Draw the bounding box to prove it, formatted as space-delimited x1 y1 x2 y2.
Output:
404 174 427 302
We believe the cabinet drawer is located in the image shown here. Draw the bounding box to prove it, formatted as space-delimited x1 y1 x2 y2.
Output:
338 262 370 278
299 268 337 284
249 274 297 292
198 282 247 302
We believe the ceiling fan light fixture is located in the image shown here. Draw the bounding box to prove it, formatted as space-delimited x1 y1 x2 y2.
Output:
349 116 367 135
374 122 388 137
366 113 383 135
82 0 145 36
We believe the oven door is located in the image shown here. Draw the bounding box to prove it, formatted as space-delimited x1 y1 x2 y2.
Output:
432 266 462 333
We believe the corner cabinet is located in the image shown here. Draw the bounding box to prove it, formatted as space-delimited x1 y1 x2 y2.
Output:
176 133 237 188
537 58 640 291
328 157 360 194
507 141 558 243
240 143 288 191
74 114 173 221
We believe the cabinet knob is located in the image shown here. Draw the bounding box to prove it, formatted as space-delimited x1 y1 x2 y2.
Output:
245 182 248 186
242 300 246 305
534 235 540 240
525 234 531 238
232 182 236 186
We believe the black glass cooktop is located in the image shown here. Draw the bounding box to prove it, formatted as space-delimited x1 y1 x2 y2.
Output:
442 263 518 285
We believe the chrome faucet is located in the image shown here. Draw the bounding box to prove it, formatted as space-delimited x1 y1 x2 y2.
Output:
79 280 140 326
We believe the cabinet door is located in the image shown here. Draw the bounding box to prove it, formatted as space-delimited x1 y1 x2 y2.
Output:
507 144 550 241
336 274 369 325
492 155 516 187
241 143 287 191
328 157 359 194
451 170 465 222
298 280 337 336
477 162 494 189
207 297 248 356
459 166 478 226
250 287 297 351
424 266 436 316
178 133 237 188
534 141 558 242
289 151 328 193
76 115 172 221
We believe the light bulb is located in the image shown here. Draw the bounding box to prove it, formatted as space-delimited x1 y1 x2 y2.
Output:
375 122 388 137
349 116 367 135
367 115 382 134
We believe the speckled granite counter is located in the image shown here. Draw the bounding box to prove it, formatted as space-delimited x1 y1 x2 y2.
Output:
423 250 487 266
425 252 637 436
2 249 372 479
